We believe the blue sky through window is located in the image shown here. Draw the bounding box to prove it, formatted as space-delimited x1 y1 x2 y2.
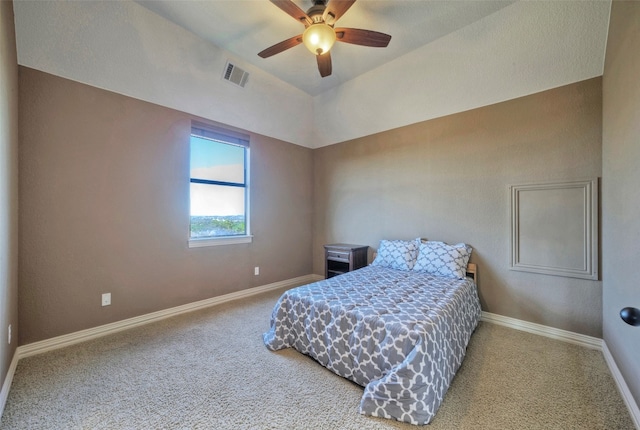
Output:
190 136 244 177
190 136 246 218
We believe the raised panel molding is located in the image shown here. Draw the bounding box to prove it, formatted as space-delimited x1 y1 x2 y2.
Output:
510 179 599 280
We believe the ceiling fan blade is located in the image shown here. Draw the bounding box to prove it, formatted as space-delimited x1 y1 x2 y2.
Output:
258 35 303 58
270 0 312 26
334 28 391 47
323 0 356 25
316 52 332 77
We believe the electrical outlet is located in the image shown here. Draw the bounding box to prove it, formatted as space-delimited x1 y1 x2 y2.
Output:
254 266 260 276
7 325 11 345
102 293 111 306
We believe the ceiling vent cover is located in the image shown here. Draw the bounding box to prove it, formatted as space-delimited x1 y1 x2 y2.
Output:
223 62 249 88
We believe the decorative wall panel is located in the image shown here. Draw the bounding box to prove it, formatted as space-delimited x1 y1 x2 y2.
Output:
510 179 598 280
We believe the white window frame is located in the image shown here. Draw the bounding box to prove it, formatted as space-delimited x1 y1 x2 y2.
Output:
188 122 252 248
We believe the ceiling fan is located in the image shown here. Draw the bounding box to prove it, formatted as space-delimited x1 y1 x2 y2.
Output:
258 0 392 78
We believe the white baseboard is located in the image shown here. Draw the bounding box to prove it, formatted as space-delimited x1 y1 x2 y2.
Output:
602 342 640 430
1 274 322 418
482 311 639 429
0 350 19 419
17 274 321 359
481 311 603 350
4 281 636 429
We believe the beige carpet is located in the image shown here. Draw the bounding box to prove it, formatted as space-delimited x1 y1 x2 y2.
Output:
0 288 634 429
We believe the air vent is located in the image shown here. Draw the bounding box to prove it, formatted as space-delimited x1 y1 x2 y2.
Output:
223 61 249 88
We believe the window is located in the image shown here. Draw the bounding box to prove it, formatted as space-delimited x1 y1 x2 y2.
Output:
189 123 250 247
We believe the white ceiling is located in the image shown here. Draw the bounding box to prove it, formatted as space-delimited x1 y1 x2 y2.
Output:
135 0 518 96
13 0 612 148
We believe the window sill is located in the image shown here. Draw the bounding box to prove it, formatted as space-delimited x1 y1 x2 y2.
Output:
189 235 253 248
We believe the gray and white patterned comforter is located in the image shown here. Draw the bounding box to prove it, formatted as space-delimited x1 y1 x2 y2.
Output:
263 265 482 425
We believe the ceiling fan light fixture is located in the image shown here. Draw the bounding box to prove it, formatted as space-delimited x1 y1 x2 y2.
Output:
302 23 336 55
260 0 391 78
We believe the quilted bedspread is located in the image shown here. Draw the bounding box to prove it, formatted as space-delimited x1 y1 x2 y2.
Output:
263 265 482 425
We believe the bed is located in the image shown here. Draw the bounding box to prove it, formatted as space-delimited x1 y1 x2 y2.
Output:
263 239 482 425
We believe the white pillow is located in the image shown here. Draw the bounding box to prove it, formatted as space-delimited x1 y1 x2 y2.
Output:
412 241 472 279
371 238 420 271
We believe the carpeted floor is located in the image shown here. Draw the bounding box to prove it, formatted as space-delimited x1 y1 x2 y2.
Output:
0 288 634 429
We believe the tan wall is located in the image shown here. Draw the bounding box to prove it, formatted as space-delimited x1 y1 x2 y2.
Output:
18 67 313 344
17 68 605 344
313 78 603 337
603 0 640 408
0 0 19 385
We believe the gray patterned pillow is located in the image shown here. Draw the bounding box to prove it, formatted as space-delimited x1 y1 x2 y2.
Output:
371 238 420 271
412 241 472 279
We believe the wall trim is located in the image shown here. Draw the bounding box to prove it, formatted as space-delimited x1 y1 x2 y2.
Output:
0 351 19 420
17 274 322 359
482 311 639 427
602 342 640 429
481 311 603 350
509 179 599 280
1 274 323 417
4 282 636 427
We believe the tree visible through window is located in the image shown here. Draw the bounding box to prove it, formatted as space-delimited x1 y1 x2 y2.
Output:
189 124 249 240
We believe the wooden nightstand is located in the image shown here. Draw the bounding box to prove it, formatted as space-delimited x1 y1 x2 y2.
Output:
324 244 369 279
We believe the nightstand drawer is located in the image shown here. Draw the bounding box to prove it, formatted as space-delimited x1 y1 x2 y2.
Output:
326 251 350 262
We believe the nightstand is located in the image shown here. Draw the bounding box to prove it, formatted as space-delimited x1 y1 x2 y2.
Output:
324 244 369 279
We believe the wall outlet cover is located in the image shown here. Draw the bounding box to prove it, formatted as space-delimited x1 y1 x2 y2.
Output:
102 293 111 306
